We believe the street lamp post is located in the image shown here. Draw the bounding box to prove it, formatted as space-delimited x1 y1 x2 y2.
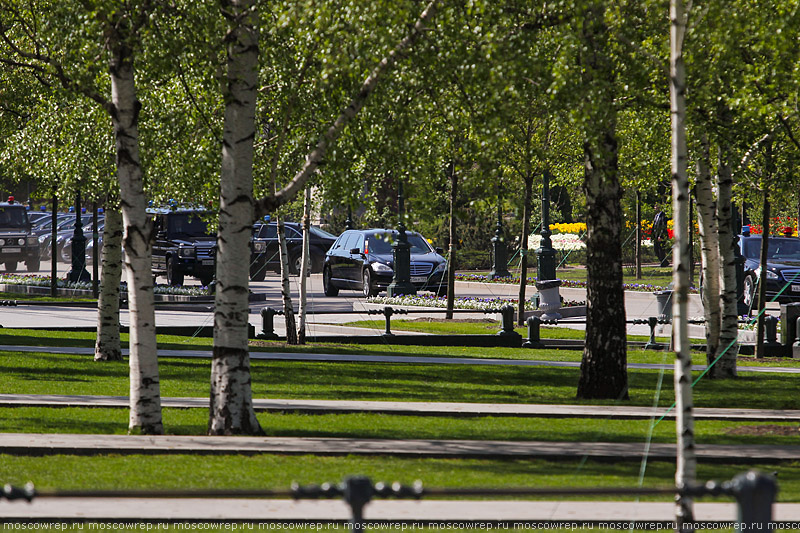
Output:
536 171 556 282
535 171 561 318
67 192 90 283
489 183 511 279
387 180 416 297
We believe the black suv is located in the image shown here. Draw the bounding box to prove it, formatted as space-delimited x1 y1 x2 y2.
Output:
739 235 800 306
0 199 40 272
250 221 337 279
151 209 216 286
322 228 448 297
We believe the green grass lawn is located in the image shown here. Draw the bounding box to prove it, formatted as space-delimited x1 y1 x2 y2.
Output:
2 453 793 500
2 348 799 408
2 328 798 514
3 406 799 447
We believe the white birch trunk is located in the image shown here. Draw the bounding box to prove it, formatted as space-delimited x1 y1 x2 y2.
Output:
94 208 123 362
670 0 695 527
277 215 298 344
298 187 312 344
694 135 722 369
209 0 263 435
109 41 162 435
715 136 740 377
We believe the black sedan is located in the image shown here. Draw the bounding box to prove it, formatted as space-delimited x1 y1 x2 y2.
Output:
739 235 800 306
322 228 448 297
250 221 337 280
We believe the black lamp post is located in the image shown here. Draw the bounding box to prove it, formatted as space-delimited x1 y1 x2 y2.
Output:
387 180 416 296
489 182 511 279
345 206 354 231
536 170 556 281
67 192 90 283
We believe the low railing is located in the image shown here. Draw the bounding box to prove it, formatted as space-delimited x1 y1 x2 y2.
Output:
1 471 778 529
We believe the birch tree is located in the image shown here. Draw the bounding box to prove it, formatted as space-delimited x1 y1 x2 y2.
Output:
0 0 162 433
209 0 441 433
209 0 263 435
669 0 696 527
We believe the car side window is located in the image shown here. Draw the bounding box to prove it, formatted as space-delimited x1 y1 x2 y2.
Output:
286 226 302 239
354 234 365 252
261 224 277 239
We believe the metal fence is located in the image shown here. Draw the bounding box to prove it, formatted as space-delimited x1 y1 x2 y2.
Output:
2 471 778 529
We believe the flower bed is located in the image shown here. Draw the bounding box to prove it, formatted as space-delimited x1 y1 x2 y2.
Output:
0 274 212 296
454 273 696 293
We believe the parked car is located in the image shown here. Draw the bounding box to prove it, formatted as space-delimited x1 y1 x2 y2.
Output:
59 220 104 263
250 221 337 280
150 208 216 286
38 215 95 261
0 198 40 272
739 234 800 306
322 228 448 297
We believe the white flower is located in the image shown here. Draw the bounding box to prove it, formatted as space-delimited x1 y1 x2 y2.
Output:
528 233 586 251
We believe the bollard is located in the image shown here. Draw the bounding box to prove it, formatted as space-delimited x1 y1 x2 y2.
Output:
259 307 280 340
382 306 394 336
341 476 374 530
644 316 664 350
523 316 543 349
730 470 777 528
764 315 780 347
497 305 516 337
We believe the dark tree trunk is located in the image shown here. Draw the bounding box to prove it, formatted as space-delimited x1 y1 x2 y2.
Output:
576 3 628 400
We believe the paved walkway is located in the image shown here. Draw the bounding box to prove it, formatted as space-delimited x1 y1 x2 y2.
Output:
3 393 800 421
4 498 800 523
3 432 799 462
3 344 798 373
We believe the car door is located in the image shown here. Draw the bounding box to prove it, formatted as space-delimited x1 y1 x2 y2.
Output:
342 232 365 286
329 231 355 283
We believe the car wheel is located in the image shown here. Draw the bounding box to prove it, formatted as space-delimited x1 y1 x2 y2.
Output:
742 274 757 309
59 244 71 263
289 253 302 276
362 268 378 298
26 258 40 272
166 257 184 286
435 284 448 297
4 261 17 273
323 267 339 296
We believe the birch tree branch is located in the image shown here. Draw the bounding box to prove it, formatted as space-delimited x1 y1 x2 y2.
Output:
254 0 440 217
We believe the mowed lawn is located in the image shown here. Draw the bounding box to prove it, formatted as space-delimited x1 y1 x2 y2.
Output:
2 329 799 511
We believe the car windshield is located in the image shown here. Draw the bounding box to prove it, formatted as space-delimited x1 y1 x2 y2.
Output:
366 232 433 255
743 238 800 261
0 207 29 228
168 213 211 237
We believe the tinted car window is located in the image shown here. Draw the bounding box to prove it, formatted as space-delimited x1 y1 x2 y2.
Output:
367 232 432 254
0 207 29 228
744 238 800 260
167 213 211 237
340 232 357 251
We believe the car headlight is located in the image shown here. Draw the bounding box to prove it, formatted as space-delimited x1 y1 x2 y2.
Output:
38 235 48 243
372 262 393 273
433 262 447 274
253 241 266 252
179 247 195 257
755 267 779 280
17 238 25 245
27 237 37 245
0 239 5 246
